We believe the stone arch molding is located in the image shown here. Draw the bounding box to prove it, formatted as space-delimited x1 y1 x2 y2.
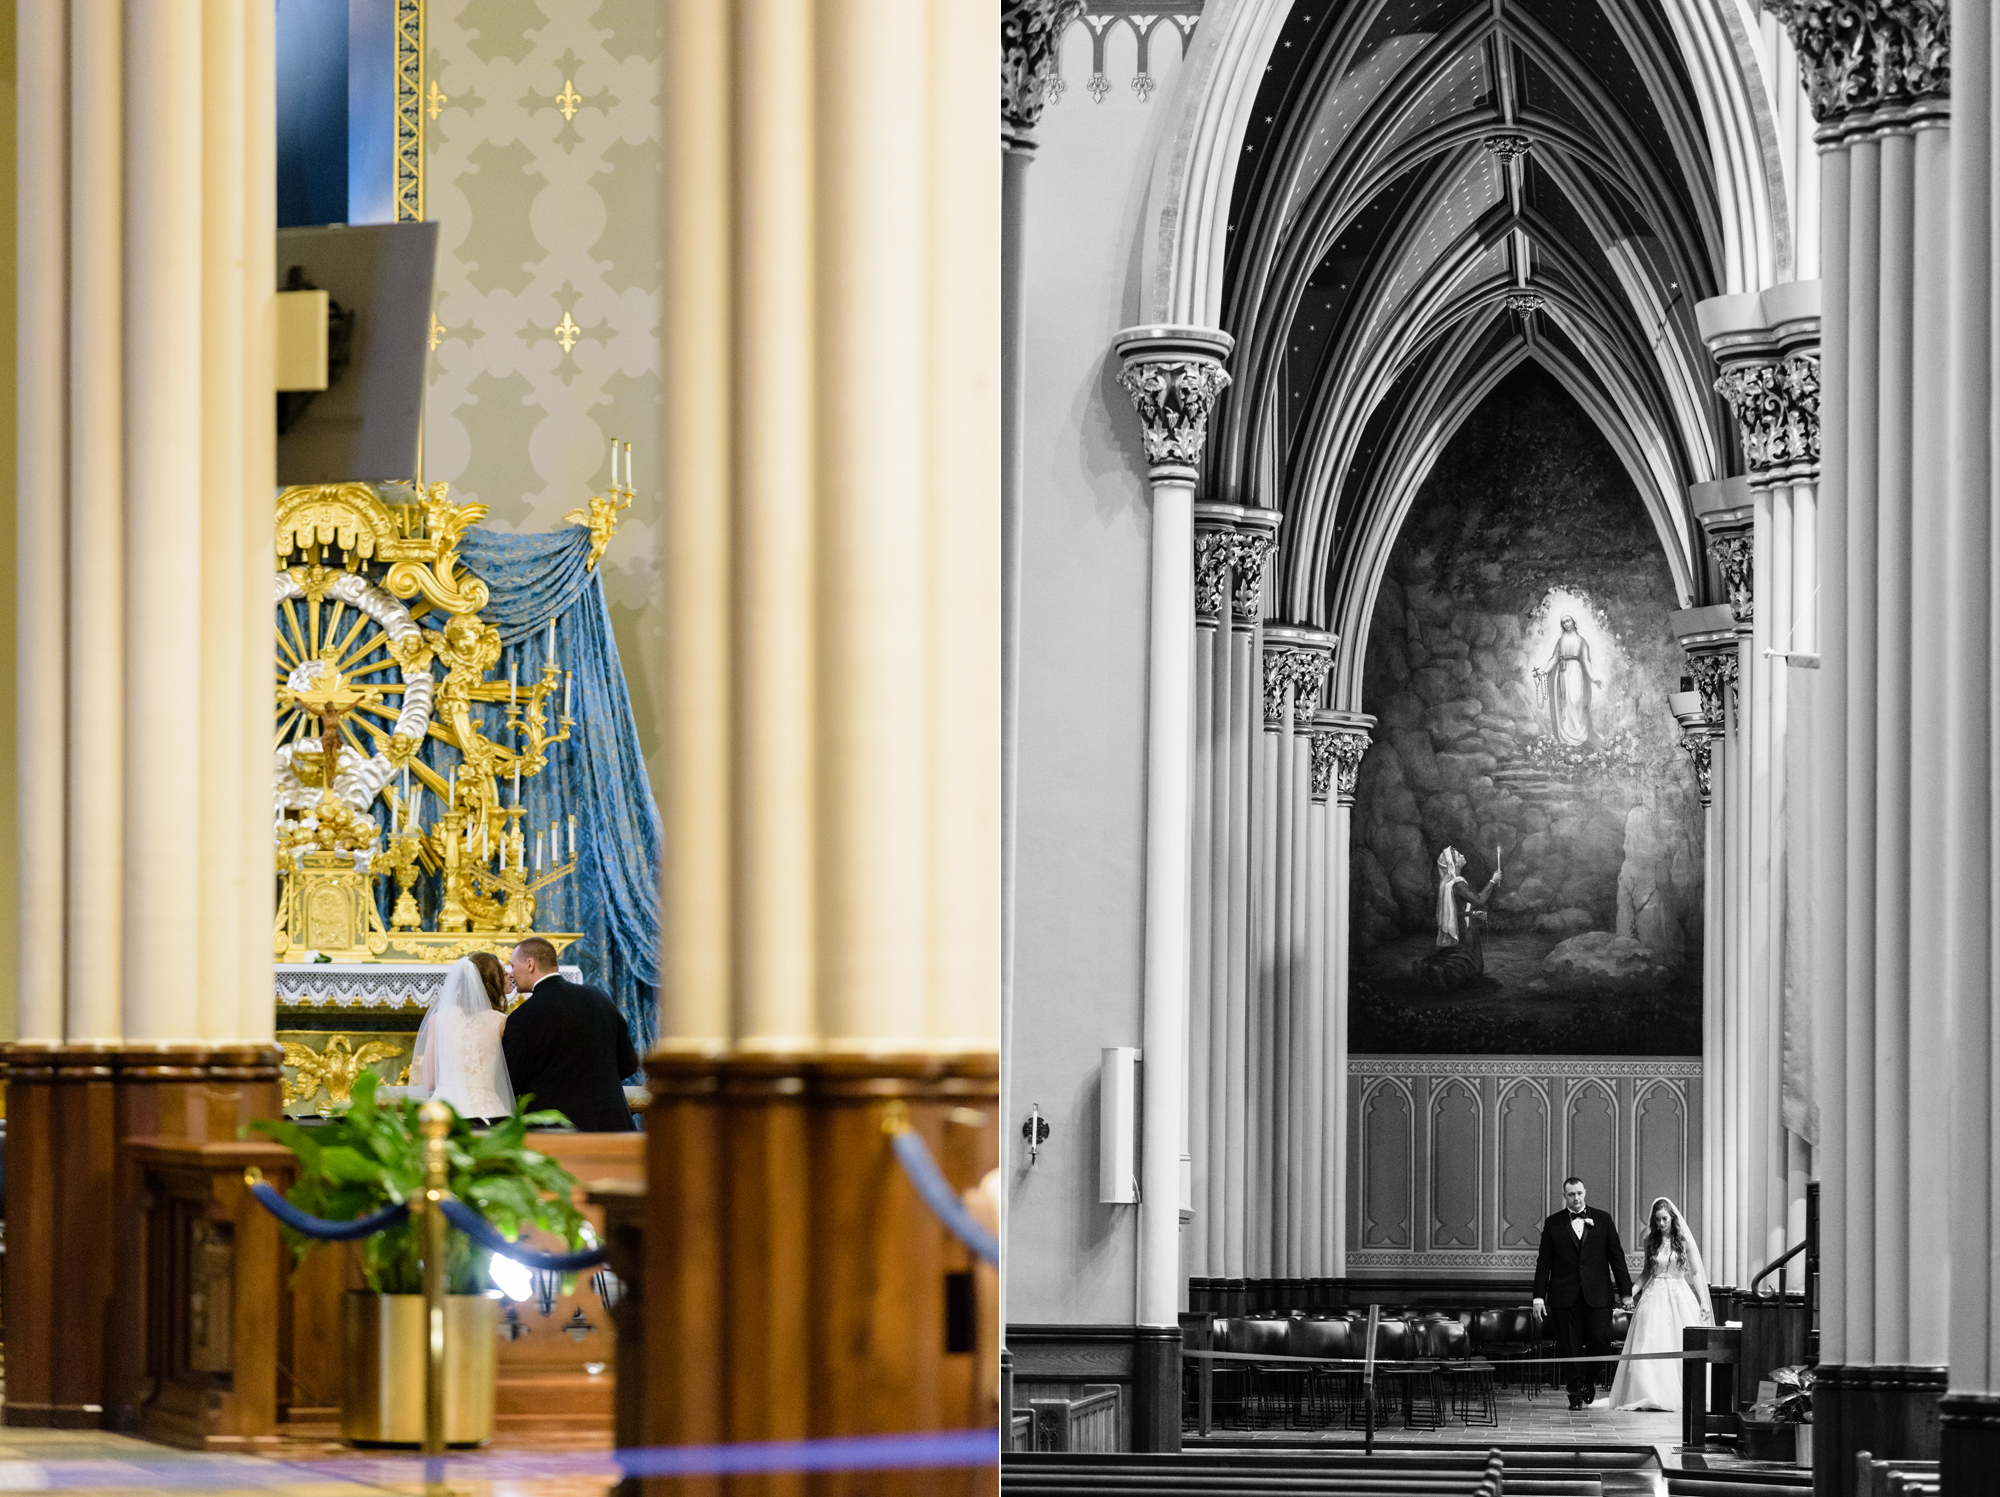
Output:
1131 0 1808 709
1137 0 1802 327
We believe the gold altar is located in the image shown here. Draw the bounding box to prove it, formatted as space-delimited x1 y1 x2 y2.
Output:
269 462 627 1110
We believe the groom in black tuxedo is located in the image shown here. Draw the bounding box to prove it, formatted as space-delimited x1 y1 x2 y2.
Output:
1532 1175 1634 1408
501 937 640 1132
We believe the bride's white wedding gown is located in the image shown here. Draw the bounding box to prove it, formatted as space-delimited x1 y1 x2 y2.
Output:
421 1007 511 1119
1607 1249 1707 1411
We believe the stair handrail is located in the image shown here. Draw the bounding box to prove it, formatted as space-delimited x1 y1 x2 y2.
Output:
1748 1239 1805 1297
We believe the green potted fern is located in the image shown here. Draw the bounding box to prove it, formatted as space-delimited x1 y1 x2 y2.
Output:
250 1071 593 1446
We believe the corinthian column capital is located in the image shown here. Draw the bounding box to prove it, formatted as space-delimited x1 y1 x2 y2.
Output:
1698 281 1821 488
1715 355 1821 479
1766 0 1949 126
1707 532 1755 626
1114 326 1235 481
1001 0 1084 147
1263 625 1337 730
1312 713 1375 806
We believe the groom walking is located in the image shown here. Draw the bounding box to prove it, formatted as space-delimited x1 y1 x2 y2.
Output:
1532 1175 1633 1409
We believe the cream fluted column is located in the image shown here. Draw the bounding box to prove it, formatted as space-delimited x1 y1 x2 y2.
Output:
648 1 1000 1453
1113 327 1231 1363
1765 2 1950 1484
16 0 67 1044
238 0 276 1044
67 0 125 1044
1941 0 2000 1481
1315 713 1371 1283
656 0 999 1054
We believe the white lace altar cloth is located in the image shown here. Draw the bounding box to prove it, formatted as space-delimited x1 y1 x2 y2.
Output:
276 962 583 1010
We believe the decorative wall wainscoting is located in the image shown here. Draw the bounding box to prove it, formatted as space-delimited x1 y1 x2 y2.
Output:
1345 1056 1702 1283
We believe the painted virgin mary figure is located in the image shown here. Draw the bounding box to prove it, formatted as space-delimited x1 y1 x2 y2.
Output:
1535 615 1602 745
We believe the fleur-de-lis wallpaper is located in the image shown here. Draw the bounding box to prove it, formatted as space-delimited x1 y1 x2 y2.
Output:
423 0 663 781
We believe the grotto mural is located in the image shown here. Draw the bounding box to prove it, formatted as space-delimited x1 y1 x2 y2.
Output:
1349 365 1703 1056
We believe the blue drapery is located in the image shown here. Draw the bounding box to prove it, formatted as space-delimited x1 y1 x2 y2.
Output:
397 525 662 1062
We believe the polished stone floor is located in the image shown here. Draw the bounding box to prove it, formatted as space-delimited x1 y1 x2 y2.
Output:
0 1426 621 1497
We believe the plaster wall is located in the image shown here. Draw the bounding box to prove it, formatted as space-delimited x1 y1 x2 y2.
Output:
1007 22 1189 1328
422 0 663 789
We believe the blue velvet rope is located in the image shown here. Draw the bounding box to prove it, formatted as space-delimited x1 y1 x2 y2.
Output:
890 1130 998 1265
439 1196 608 1270
249 1181 410 1241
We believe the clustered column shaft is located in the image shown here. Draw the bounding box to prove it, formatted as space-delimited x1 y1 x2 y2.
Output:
16 0 275 1047
1762 1 1952 1485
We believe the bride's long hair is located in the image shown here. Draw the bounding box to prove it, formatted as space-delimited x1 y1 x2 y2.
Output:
1638 1196 1690 1287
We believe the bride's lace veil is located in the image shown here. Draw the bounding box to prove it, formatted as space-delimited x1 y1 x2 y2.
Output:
411 956 516 1116
1648 1195 1713 1323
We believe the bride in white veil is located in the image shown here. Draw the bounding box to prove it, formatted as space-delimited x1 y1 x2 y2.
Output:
407 953 515 1122
1607 1196 1712 1410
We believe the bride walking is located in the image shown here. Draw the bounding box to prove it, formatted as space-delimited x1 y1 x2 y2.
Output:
1607 1196 1712 1411
407 952 516 1123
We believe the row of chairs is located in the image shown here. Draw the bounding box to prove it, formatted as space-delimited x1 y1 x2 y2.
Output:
1185 1307 1632 1431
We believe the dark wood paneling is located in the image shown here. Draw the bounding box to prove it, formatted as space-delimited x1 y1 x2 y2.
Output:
641 1051 998 1497
2 1045 283 1431
1814 1363 1944 1497
1941 1393 2000 1497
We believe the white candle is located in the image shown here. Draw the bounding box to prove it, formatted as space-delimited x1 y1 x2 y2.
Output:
448 778 455 812
513 765 521 805
608 436 618 491
623 441 632 493
509 661 518 706
535 832 543 872
568 815 576 862
548 618 557 668
564 670 572 718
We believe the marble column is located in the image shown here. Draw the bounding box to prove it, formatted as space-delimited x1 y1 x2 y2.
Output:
1674 609 1739 1281
1113 325 1232 1449
648 4 1000 1463
1314 714 1372 1284
1764 2 1951 1486
7 2 281 1429
1699 281 1823 1290
1255 624 1333 1288
1000 10 1082 1368
1941 0 2000 1487
1187 502 1276 1285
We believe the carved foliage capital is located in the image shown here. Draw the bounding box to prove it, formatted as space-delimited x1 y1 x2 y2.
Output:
1483 134 1532 161
1715 354 1820 476
1002 0 1085 138
1679 733 1714 806
1707 534 1755 625
1766 0 1949 123
1263 649 1331 729
1118 357 1232 471
1686 650 1739 730
1503 292 1547 315
1229 534 1275 620
1195 531 1233 619
1312 727 1371 804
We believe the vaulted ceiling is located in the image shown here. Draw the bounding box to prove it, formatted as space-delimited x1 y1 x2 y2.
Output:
1212 0 1729 650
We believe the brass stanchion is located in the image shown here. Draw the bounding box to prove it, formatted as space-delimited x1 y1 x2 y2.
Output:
419 1100 451 1491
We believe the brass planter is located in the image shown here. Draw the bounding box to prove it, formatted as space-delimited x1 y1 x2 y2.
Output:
340 1291 498 1446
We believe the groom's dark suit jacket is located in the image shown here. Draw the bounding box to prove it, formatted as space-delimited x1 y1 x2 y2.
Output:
1532 1207 1634 1308
501 975 639 1132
